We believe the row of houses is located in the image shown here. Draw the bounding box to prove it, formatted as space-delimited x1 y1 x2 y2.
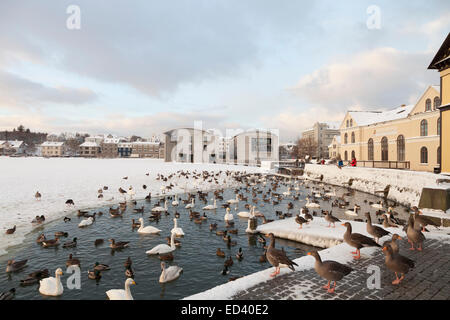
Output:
0 140 26 155
41 136 164 158
163 128 279 165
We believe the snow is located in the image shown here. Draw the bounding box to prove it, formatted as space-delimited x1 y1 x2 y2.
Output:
0 157 262 256
349 104 415 127
303 164 448 207
185 216 450 300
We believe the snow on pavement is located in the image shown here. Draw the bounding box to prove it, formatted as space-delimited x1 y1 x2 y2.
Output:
0 157 262 256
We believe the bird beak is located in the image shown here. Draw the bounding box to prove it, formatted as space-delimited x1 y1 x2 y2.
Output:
382 247 387 251
398 236 402 240
132 280 137 285
341 223 345 226
307 252 311 256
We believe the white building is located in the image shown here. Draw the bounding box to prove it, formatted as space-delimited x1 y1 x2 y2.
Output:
301 121 340 158
228 129 279 165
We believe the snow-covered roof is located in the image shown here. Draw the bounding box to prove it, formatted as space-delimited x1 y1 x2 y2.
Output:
348 104 414 127
103 138 123 144
80 141 100 147
132 141 159 146
41 141 65 147
0 140 24 148
431 85 440 93
323 121 340 130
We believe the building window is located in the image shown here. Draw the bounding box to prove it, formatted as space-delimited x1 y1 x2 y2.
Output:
420 119 428 136
425 99 431 111
344 133 348 144
351 150 355 159
437 117 441 135
433 96 440 110
351 132 355 143
368 138 374 160
344 151 348 161
397 135 405 161
381 137 388 161
437 147 441 165
346 120 349 128
420 147 428 164
350 119 353 127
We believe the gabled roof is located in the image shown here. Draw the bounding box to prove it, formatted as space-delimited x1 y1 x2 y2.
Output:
41 141 65 147
347 104 415 127
428 32 450 70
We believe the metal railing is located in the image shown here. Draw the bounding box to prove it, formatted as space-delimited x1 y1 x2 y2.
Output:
356 160 410 170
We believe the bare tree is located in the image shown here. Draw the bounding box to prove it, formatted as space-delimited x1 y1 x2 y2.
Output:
293 136 318 159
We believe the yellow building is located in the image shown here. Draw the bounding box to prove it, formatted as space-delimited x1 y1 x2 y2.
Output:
328 135 341 159
428 32 450 175
337 85 441 172
41 141 66 157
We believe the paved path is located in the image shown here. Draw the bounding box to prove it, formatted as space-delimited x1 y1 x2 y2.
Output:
232 238 450 300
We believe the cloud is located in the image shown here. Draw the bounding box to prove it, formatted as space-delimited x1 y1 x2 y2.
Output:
290 47 439 112
0 70 97 109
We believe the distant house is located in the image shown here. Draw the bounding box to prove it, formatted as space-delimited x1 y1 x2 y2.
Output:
131 141 161 158
118 142 133 157
301 122 340 159
100 137 124 158
0 140 25 155
79 141 101 157
41 141 66 157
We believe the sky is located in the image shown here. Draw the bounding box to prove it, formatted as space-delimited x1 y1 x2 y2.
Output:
0 0 449 142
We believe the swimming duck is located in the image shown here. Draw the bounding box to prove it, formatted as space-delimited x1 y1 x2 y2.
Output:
63 217 71 223
124 257 132 269
62 237 77 248
88 269 102 281
66 254 80 267
20 269 49 286
55 231 68 237
221 265 230 275
159 262 183 283
42 237 60 248
93 262 110 271
236 248 244 261
224 256 234 267
307 250 353 294
125 266 134 279
216 248 226 257
106 278 136 300
226 235 237 247
131 219 141 229
36 233 46 244
6 259 28 273
109 239 130 249
39 268 64 296
159 252 174 261
165 236 181 247
0 288 15 300
342 222 381 259
94 239 104 246
266 233 298 277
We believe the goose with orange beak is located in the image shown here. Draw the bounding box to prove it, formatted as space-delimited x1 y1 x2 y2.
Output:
382 244 415 285
307 251 353 293
342 222 380 259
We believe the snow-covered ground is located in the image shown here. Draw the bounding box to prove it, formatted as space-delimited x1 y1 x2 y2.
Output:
303 164 448 207
0 157 262 256
185 217 450 300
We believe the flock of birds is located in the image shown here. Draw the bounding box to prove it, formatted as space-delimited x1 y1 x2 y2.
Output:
1 169 442 300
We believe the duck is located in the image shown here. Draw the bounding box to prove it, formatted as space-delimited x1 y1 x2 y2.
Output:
345 205 359 216
226 235 237 247
216 248 226 257
307 250 353 294
137 217 161 234
295 214 308 229
0 288 15 300
365 212 390 243
146 232 176 255
125 266 134 279
159 262 183 283
62 237 77 248
54 231 68 237
42 237 60 248
382 244 415 285
382 234 402 254
6 259 28 273
6 226 16 235
63 217 71 223
109 239 130 249
20 269 49 286
266 233 298 277
39 268 64 296
224 208 234 222
36 233 46 244
106 278 136 300
342 222 381 259
171 218 185 237
66 254 80 267
159 252 174 261
94 239 104 246
324 211 340 228
78 217 94 228
224 256 234 267
412 208 440 232
133 206 144 213
236 247 244 261
124 257 132 269
88 269 102 281
406 216 425 251
221 265 230 275
210 223 218 231
371 201 383 209
93 262 110 271
35 191 42 200
165 236 182 247
172 198 179 206
131 219 141 229
382 214 399 228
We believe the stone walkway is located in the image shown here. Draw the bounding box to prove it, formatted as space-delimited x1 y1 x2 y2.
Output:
232 238 450 300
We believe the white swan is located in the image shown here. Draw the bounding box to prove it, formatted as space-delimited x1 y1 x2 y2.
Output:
106 278 136 300
39 268 63 296
185 198 195 209
305 198 320 209
237 206 254 218
345 205 359 216
171 218 184 237
371 201 383 209
227 194 239 204
146 232 176 255
152 200 168 212
203 199 217 210
159 262 183 283
224 208 234 222
78 217 94 228
138 218 161 234
172 198 179 206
